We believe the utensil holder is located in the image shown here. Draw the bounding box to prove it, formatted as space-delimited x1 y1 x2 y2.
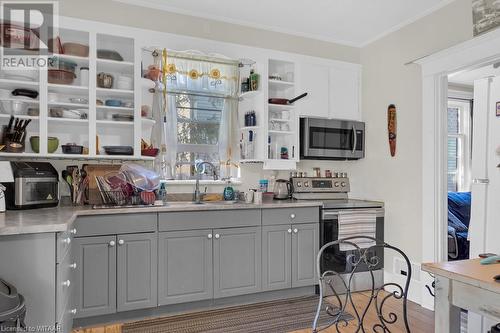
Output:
5 139 25 153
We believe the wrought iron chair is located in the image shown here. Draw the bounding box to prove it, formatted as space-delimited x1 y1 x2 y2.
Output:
312 236 412 333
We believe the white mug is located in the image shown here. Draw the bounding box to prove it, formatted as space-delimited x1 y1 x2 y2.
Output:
244 190 254 204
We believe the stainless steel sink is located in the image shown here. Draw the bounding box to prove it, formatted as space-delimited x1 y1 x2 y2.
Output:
203 200 239 205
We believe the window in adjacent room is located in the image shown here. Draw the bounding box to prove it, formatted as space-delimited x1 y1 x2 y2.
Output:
447 98 472 192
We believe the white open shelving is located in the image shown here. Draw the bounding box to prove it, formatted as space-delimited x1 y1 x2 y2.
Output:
264 59 298 170
0 26 155 161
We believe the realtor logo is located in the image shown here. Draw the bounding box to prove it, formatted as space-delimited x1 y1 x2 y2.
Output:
0 1 58 70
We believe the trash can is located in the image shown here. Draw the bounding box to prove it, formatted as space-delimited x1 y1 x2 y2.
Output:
0 279 26 333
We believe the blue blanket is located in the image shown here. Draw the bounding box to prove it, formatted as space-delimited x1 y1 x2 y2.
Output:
448 192 471 260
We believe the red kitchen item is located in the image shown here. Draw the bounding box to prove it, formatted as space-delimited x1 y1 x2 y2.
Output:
0 23 40 50
388 104 397 157
140 191 156 205
141 148 159 157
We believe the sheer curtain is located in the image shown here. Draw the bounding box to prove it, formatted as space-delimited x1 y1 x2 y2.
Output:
154 49 240 180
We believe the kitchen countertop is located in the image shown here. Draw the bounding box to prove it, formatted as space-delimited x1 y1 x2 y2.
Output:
0 200 322 236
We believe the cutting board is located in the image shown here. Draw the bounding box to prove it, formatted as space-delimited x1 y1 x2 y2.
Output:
83 164 121 205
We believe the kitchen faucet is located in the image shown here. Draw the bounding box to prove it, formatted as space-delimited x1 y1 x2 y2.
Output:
193 161 218 204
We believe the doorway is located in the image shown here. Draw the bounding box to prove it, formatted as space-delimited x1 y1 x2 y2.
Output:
417 29 500 331
444 83 473 262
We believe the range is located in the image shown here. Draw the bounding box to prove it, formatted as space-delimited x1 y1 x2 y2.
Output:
291 175 385 292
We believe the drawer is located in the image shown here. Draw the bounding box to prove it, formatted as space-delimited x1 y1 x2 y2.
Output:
57 227 76 264
159 209 260 231
74 213 156 237
262 207 319 225
56 253 75 319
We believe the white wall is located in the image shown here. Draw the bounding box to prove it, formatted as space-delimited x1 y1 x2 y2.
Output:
353 0 473 303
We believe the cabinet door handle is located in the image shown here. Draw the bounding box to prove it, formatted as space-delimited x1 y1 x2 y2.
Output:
70 228 77 235
62 237 71 244
69 263 77 269
62 280 71 287
290 213 296 219
215 234 220 239
287 228 292 234
207 234 213 239
70 309 77 315
109 240 116 247
118 239 125 245
293 228 298 234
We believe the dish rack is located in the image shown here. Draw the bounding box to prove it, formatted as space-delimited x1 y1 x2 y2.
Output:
96 189 142 206
93 174 156 207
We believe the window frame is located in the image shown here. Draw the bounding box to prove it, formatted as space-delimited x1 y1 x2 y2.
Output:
447 97 472 192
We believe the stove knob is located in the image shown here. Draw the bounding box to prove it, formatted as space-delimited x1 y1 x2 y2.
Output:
341 182 346 187
334 182 340 187
296 182 302 187
304 181 309 187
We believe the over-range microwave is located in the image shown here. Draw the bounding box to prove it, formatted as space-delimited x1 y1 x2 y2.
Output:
300 117 365 160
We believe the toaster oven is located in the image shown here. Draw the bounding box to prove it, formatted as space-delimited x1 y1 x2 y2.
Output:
5 162 59 209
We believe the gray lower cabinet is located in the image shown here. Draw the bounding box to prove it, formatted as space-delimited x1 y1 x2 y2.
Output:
117 233 157 312
74 235 117 318
262 225 292 291
262 223 319 291
213 226 261 298
158 229 213 305
291 223 319 287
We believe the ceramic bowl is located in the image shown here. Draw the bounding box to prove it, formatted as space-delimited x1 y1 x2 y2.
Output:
30 136 59 153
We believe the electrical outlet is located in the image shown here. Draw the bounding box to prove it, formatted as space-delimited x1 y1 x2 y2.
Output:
393 257 421 281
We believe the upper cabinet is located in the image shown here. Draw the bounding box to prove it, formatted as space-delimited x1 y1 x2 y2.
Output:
298 61 361 121
298 62 330 119
329 65 361 121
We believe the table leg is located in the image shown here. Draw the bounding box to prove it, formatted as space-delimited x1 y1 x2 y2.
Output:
435 276 461 333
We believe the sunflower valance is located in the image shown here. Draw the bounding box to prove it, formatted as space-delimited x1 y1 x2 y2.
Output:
162 50 240 97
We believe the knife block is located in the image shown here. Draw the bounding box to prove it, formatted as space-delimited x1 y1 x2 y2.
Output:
5 139 25 153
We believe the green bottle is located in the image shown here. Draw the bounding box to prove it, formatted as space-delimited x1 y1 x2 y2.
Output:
223 181 235 201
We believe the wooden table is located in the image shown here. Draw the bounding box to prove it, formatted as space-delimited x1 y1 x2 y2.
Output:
422 259 500 333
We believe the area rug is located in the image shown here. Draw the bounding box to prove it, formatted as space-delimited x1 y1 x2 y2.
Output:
122 296 353 333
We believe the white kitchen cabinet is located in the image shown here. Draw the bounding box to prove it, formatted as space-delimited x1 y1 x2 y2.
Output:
297 61 361 121
298 62 330 119
329 65 361 121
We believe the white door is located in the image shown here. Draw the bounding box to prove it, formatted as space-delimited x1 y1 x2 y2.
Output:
468 77 500 333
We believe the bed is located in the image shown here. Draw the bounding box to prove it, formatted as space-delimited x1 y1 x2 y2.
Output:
448 192 471 261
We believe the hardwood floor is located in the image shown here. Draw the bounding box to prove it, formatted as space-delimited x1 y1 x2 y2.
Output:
292 291 434 333
73 291 434 333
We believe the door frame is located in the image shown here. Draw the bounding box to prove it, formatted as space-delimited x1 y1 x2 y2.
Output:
416 28 500 312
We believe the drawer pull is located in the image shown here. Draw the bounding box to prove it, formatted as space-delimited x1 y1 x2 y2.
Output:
290 214 296 219
69 263 77 269
62 280 71 287
293 228 298 234
109 240 116 247
287 228 292 234
118 239 125 245
215 234 220 239
62 237 71 244
207 234 213 239
70 309 77 315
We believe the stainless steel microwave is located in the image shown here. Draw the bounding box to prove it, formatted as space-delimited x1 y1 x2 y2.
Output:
300 118 365 160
